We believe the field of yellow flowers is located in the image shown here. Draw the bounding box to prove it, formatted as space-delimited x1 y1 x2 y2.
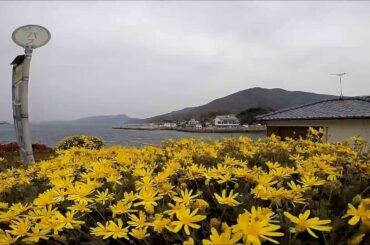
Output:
0 130 369 244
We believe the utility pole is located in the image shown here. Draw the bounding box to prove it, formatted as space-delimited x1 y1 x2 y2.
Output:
11 25 51 164
330 72 347 98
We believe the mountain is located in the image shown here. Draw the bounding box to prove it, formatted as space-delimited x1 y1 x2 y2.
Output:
129 87 336 123
42 114 133 126
70 114 132 125
236 107 276 125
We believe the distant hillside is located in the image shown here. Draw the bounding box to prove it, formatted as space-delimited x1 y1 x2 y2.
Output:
44 114 133 126
236 107 276 125
130 87 336 123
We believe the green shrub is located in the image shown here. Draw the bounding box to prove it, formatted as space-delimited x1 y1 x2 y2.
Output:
56 135 105 150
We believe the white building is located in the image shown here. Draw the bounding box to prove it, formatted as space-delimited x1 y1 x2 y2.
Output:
195 124 203 129
187 118 200 128
162 122 177 128
257 97 370 142
214 115 240 128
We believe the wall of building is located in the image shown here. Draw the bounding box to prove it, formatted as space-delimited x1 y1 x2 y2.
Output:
266 119 370 142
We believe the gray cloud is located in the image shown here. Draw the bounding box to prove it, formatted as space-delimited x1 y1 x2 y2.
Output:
1 1 370 121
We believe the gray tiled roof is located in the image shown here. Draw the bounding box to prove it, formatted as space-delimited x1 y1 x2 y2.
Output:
215 115 239 121
257 97 370 121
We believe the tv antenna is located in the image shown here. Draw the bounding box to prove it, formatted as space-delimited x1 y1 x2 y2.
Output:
330 72 347 98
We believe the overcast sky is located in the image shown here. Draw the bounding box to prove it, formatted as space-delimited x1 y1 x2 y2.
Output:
1 1 370 121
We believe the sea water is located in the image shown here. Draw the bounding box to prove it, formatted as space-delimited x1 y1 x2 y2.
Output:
0 123 266 147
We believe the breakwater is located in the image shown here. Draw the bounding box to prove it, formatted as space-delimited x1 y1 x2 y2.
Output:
112 125 266 133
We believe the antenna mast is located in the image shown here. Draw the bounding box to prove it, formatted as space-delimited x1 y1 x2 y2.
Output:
330 72 347 98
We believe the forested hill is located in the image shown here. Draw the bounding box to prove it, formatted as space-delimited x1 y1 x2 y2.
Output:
129 87 336 123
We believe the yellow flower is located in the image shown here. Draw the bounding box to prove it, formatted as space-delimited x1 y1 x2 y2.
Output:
284 210 332 238
254 174 277 187
210 218 221 228
265 161 281 169
287 181 308 193
183 237 194 245
40 216 64 235
173 189 199 206
106 174 122 185
129 227 149 240
135 176 155 191
27 205 53 221
194 199 209 211
22 224 50 243
7 217 31 238
67 181 95 204
347 233 365 245
50 176 74 190
299 175 325 188
0 211 17 223
203 227 242 245
2 134 370 244
342 198 370 226
252 185 302 206
106 219 129 240
180 183 188 189
232 207 283 245
352 194 362 205
95 188 114 205
128 211 148 228
90 222 110 239
217 173 237 184
122 191 138 203
145 203 155 214
214 189 240 206
9 203 32 216
56 210 85 229
33 190 58 206
165 202 187 217
250 206 276 224
67 203 92 213
135 188 161 209
110 200 136 217
0 229 17 244
0 202 9 210
150 214 171 233
159 182 177 197
52 188 67 202
171 208 206 235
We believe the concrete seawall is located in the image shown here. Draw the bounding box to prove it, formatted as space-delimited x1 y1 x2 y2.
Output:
112 126 266 133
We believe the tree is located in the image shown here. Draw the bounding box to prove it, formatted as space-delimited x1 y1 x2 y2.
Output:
236 107 275 125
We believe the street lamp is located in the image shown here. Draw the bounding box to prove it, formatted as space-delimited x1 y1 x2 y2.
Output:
11 25 51 164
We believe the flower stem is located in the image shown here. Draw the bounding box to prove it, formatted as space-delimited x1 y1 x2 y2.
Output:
220 206 227 221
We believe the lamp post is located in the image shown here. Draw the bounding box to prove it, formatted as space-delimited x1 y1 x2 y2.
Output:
11 25 51 164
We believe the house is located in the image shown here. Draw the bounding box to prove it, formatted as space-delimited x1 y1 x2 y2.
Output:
195 124 203 129
257 97 370 142
214 115 240 128
162 122 177 128
177 121 188 128
187 118 200 128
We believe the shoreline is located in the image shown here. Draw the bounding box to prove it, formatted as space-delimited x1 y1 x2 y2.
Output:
112 126 266 133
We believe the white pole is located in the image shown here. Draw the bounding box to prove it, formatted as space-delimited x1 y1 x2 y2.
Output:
18 47 34 163
11 25 51 164
12 63 24 161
